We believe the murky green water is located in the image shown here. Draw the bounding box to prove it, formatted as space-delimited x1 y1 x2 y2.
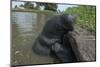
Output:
11 12 56 65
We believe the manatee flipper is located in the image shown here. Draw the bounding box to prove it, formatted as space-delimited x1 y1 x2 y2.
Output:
32 40 50 56
51 43 77 63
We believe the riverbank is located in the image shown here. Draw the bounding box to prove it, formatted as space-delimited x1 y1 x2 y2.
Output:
12 8 57 14
71 26 96 61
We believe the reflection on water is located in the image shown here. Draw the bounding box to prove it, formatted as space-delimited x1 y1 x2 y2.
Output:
11 12 56 65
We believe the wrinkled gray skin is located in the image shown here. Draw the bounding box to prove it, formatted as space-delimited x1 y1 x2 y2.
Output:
51 32 77 62
32 14 77 62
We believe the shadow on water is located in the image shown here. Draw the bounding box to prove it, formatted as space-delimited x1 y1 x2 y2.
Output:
11 12 57 65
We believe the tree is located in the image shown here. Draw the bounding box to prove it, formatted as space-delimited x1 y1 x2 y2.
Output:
24 2 34 9
14 5 18 8
20 4 24 7
44 3 57 11
36 2 58 11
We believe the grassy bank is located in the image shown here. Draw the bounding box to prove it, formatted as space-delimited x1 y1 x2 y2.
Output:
64 5 96 32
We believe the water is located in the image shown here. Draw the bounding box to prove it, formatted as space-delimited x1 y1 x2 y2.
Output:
11 12 56 65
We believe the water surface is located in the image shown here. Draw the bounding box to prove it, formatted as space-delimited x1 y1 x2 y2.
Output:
11 12 56 65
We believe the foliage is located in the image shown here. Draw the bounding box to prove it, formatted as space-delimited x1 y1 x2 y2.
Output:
22 2 58 11
44 3 57 11
64 5 96 32
14 5 18 8
20 4 24 7
24 2 34 9
36 2 58 11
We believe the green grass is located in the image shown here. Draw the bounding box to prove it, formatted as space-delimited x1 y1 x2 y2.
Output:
64 5 96 32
